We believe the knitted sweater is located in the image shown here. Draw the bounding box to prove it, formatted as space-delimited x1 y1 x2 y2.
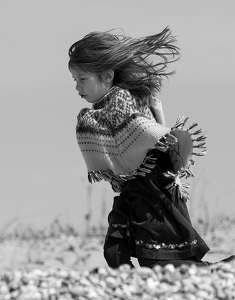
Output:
76 86 206 192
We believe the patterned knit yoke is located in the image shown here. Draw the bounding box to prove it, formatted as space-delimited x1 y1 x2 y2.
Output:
76 86 206 194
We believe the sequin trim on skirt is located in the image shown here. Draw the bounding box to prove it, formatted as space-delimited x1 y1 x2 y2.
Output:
136 239 198 250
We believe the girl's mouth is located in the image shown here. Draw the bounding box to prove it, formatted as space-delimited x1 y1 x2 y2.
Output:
79 93 86 98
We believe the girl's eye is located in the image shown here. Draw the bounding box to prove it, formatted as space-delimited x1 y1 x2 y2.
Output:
80 78 86 81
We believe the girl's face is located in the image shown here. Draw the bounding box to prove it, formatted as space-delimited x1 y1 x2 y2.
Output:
70 66 113 104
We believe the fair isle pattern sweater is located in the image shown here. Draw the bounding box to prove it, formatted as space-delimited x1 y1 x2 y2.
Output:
76 86 206 192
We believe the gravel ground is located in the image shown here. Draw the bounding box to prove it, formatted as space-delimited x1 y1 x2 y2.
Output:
0 233 234 299
0 261 235 300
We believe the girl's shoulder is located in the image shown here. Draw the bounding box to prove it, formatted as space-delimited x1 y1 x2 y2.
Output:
77 107 90 123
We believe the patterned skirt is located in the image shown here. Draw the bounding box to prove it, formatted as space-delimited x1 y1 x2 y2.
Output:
104 150 210 262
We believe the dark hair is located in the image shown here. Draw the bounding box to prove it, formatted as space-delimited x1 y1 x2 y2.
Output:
68 27 179 103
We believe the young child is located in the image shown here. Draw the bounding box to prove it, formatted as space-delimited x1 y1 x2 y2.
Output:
68 27 232 268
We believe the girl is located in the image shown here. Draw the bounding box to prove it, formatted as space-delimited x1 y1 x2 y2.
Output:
68 27 231 268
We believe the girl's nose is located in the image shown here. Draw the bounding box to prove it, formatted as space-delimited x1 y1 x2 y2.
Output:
75 82 81 91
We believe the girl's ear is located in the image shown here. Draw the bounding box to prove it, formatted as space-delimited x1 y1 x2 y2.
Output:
103 70 114 83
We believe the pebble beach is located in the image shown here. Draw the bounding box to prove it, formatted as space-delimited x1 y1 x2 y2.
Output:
0 261 235 300
0 226 234 300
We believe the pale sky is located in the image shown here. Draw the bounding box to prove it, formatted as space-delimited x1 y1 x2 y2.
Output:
1 0 235 231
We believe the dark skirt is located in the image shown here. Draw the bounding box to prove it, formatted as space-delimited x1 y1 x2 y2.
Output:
104 149 210 263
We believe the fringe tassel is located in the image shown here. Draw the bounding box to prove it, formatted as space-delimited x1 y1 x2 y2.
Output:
191 129 203 135
164 172 190 202
192 151 206 157
180 168 195 179
172 116 187 129
187 122 198 131
192 135 207 142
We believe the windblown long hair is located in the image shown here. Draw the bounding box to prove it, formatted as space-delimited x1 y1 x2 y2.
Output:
68 27 180 104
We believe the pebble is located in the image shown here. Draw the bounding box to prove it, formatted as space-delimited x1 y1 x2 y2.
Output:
0 261 235 299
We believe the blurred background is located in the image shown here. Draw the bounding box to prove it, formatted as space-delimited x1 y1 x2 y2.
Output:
1 0 235 233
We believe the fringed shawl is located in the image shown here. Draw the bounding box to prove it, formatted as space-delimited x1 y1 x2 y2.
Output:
76 86 206 192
